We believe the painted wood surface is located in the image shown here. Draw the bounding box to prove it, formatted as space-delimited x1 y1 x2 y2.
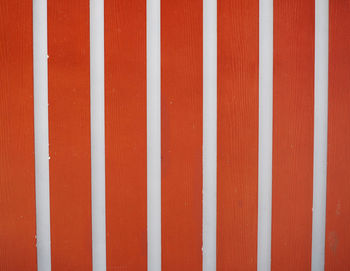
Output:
217 0 259 270
0 1 37 270
48 1 92 270
105 0 147 270
271 0 315 269
2 1 350 270
325 0 350 270
161 0 203 269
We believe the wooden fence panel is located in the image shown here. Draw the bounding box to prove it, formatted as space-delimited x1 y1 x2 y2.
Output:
217 0 259 270
48 1 92 270
0 1 37 270
272 0 315 270
325 0 350 270
161 0 203 270
105 0 147 270
271 0 315 270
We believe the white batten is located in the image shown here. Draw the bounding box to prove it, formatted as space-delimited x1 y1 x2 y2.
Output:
147 0 162 270
258 0 273 270
33 0 52 270
311 0 329 270
203 0 217 270
90 0 107 270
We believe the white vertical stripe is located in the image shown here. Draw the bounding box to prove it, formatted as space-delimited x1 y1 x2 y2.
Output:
311 0 329 270
258 0 273 270
203 0 217 270
147 0 161 270
33 0 52 270
90 0 107 270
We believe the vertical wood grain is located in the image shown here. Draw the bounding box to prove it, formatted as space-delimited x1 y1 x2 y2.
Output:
105 1 147 270
48 1 92 270
217 0 259 270
271 0 314 269
161 0 203 269
325 0 350 269
0 1 37 270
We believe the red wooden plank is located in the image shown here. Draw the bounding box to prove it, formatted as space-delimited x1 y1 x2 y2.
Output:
325 1 350 269
271 0 314 269
48 1 92 270
0 1 37 270
161 0 203 269
217 0 259 270
104 1 147 270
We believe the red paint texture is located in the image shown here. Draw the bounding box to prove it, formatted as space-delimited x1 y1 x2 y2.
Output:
161 0 203 270
272 0 314 269
217 0 259 270
325 1 350 270
48 1 92 269
105 0 147 270
0 1 37 269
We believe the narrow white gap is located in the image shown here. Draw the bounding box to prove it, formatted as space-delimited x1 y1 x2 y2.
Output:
90 0 107 270
311 0 329 270
257 0 273 270
33 0 52 270
147 0 161 270
202 0 217 270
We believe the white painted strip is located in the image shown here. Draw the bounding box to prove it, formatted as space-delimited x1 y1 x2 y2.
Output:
90 0 107 270
33 0 52 270
258 0 273 270
311 0 329 270
203 0 217 270
147 0 161 269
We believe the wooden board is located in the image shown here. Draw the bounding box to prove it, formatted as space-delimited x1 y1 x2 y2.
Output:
217 0 259 270
325 0 350 269
0 1 37 270
161 0 203 269
48 1 92 270
104 0 147 270
271 0 314 269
